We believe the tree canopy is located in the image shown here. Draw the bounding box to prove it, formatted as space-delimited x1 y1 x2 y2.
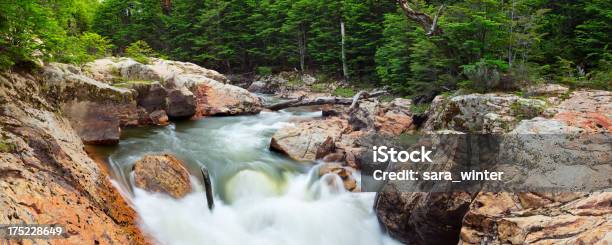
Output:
1 0 609 96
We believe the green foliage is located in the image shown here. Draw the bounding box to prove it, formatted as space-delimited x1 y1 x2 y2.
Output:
332 87 356 97
0 0 99 69
0 136 15 153
125 41 157 64
410 103 430 115
57 32 114 64
310 83 327 93
256 66 273 76
2 0 609 94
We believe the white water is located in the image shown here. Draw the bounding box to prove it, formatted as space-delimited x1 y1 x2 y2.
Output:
98 109 399 245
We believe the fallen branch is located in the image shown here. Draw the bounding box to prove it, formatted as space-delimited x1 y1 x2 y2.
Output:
266 90 387 111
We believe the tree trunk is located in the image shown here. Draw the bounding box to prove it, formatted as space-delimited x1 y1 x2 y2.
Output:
298 24 307 72
341 20 349 81
266 90 387 111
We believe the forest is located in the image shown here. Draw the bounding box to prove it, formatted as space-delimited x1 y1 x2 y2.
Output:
1 0 610 101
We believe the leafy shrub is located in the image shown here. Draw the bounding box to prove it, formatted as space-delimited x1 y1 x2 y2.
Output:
125 40 157 64
460 59 507 92
256 66 273 76
410 103 430 115
57 32 113 64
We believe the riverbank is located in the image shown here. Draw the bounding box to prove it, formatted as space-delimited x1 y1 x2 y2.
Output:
1 57 609 244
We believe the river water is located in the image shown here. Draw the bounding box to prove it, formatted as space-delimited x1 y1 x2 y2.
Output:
93 105 399 245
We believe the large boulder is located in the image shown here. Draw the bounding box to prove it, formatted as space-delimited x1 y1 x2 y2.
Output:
424 93 547 133
41 63 144 144
0 71 147 244
186 75 263 117
133 154 193 199
270 117 349 162
84 57 262 118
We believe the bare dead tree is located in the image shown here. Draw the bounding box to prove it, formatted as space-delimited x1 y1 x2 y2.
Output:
396 0 445 36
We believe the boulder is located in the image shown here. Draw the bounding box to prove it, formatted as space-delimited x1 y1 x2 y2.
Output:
247 76 287 94
375 191 475 244
187 75 263 117
349 100 379 131
133 154 193 199
149 110 169 125
165 87 196 118
301 74 317 85
84 57 261 118
132 82 167 113
424 93 547 133
84 57 228 84
349 98 413 135
41 63 142 145
270 117 349 162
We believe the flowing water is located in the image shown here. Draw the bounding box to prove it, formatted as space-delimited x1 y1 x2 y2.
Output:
93 104 399 245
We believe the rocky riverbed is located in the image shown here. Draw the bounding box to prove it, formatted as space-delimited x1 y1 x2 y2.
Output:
0 58 609 244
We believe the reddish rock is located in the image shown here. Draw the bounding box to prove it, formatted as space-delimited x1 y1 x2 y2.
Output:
191 78 262 117
550 90 612 133
133 154 193 198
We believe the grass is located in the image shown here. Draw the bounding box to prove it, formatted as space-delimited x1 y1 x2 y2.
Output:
332 87 356 97
410 103 431 115
310 83 327 93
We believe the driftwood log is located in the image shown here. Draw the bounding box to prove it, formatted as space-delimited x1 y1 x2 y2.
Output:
266 90 387 111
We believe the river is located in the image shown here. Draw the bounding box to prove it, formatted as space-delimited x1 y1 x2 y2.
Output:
92 103 399 245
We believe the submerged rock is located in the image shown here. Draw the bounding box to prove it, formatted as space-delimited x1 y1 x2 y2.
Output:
133 154 192 199
318 162 358 192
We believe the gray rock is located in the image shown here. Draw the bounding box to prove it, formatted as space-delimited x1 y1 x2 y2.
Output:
165 87 195 118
